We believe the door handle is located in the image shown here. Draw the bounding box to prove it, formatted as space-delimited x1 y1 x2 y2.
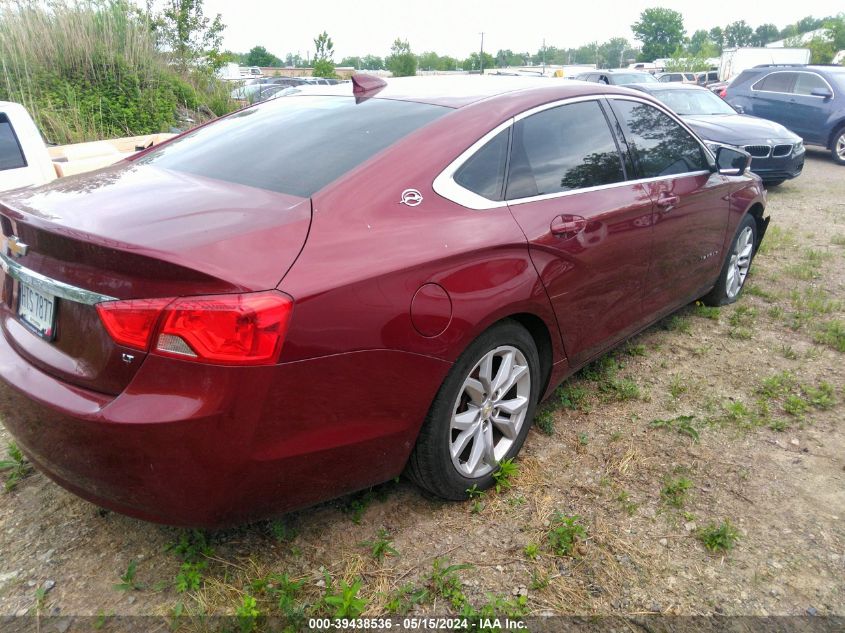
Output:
550 214 586 238
656 194 680 210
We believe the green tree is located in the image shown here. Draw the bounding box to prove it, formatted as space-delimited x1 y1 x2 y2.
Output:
824 14 845 51
245 45 280 67
417 51 441 71
284 53 306 67
805 36 835 63
598 37 631 68
386 38 416 76
709 27 724 52
632 7 685 61
312 30 336 78
462 51 495 72
688 29 710 55
339 55 362 68
495 49 527 67
361 54 384 70
752 24 780 46
724 20 753 47
154 0 225 72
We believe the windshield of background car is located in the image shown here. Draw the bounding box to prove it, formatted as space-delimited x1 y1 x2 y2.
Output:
651 89 736 116
615 73 658 84
137 96 449 197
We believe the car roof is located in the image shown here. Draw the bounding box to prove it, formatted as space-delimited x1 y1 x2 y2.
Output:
277 74 632 108
627 83 710 92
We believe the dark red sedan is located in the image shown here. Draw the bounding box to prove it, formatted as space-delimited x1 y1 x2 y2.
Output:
0 76 766 526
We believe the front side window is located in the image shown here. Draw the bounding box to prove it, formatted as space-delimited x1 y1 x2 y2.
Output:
793 73 830 96
754 72 797 94
506 100 625 200
0 114 27 171
610 100 709 178
454 128 509 201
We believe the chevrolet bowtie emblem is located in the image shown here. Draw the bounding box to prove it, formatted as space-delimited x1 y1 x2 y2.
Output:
6 235 28 258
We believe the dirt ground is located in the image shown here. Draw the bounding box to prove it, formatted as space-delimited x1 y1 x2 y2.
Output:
0 149 843 627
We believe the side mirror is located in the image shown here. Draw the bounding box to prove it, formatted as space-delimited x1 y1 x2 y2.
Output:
810 88 833 99
715 145 751 176
733 104 745 114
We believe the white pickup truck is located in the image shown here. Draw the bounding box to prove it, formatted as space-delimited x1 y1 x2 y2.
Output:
1 101 174 193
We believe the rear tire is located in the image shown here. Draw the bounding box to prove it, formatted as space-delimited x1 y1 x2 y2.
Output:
406 320 541 500
832 128 845 166
701 214 757 307
763 179 784 188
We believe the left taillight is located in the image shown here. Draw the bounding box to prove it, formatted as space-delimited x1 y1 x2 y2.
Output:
96 291 294 366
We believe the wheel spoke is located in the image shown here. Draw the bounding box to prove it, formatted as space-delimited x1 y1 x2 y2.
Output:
496 395 529 416
464 378 485 405
480 423 496 466
453 406 479 430
450 427 474 460
495 364 528 398
478 354 494 392
465 426 485 473
491 350 514 393
491 413 517 439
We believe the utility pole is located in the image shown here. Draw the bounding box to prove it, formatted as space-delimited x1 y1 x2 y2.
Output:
479 32 485 74
542 38 546 75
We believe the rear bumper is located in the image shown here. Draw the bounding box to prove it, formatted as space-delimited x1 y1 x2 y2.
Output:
0 329 450 527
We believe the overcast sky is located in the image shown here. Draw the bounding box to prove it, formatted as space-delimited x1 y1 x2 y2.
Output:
200 0 844 60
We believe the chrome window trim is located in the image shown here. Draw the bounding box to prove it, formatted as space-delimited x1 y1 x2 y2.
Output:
433 93 717 211
750 71 835 98
0 250 116 305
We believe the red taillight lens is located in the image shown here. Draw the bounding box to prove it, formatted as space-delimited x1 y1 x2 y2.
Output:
96 297 174 351
719 87 727 98
96 291 293 365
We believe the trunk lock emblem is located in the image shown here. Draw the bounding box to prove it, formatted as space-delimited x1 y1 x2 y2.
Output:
5 236 28 258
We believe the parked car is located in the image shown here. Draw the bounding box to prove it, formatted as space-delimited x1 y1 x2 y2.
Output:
0 75 766 526
725 65 845 165
574 70 658 85
627 83 804 186
0 101 56 191
695 71 720 86
657 72 697 84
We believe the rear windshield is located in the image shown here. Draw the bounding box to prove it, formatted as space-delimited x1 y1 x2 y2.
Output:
138 96 449 197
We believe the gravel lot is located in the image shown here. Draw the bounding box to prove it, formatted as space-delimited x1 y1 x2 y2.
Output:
1 149 843 628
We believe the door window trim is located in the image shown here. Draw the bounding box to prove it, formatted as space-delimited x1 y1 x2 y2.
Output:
750 70 835 98
433 93 716 211
0 113 30 172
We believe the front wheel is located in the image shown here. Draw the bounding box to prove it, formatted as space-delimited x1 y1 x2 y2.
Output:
701 214 757 306
406 320 541 499
832 128 845 166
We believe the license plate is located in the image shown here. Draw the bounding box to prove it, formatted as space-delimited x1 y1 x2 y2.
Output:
18 282 57 339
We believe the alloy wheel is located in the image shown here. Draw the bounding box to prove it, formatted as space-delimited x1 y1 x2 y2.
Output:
449 345 531 478
837 134 845 161
725 226 754 299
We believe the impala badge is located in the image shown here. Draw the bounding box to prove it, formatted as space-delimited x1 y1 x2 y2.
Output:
400 189 423 207
5 235 28 258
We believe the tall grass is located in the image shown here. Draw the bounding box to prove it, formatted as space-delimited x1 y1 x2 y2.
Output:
0 0 232 143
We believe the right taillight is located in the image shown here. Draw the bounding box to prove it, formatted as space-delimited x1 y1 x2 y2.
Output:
96 291 293 366
718 87 727 98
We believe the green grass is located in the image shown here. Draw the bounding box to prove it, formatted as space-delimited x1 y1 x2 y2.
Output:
359 529 398 562
697 520 740 553
661 314 692 334
649 415 700 441
547 512 587 556
533 408 555 435
492 458 519 493
661 477 693 508
693 303 721 319
523 543 540 560
0 443 31 492
323 579 367 618
757 225 796 255
832 234 845 246
113 560 143 592
813 320 845 352
556 383 590 410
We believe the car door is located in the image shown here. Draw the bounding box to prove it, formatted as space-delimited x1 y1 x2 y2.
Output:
748 71 797 127
606 96 729 312
504 98 654 366
789 72 834 145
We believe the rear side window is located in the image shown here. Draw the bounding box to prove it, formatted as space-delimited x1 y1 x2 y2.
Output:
138 96 448 197
506 100 625 200
0 114 27 171
754 72 797 94
454 128 509 201
610 100 709 178
793 73 830 96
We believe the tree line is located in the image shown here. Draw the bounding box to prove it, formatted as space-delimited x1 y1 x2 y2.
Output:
228 10 844 76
